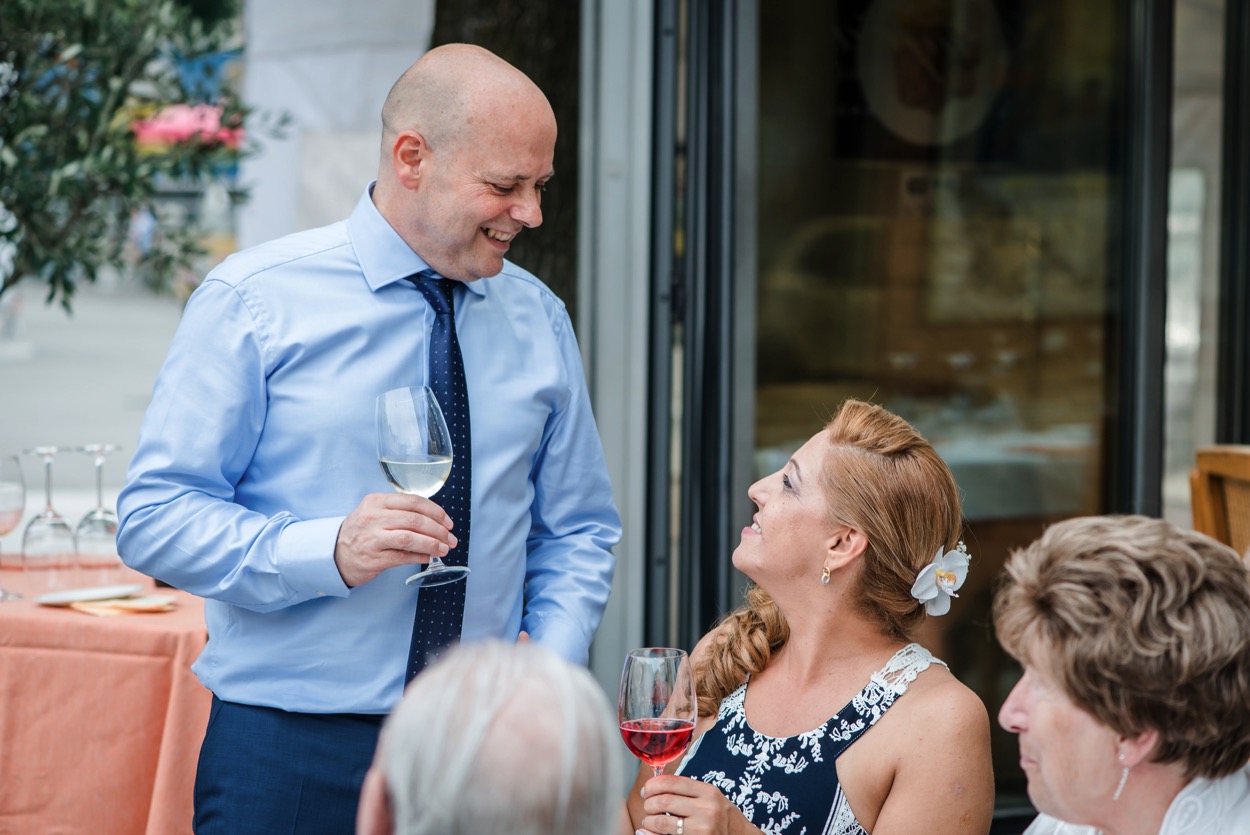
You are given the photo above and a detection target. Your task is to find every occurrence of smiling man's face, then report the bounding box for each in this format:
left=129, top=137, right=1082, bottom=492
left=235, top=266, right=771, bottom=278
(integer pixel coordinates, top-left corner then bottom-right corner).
left=399, top=98, right=555, bottom=282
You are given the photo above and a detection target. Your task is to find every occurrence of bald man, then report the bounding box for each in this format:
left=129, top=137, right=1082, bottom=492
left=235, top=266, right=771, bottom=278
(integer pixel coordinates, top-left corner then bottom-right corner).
left=117, top=44, right=620, bottom=834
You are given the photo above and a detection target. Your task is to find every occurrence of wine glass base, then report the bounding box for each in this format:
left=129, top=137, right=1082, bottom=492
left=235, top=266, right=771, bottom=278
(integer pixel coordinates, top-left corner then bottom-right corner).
left=405, top=565, right=471, bottom=588
left=0, top=588, right=22, bottom=601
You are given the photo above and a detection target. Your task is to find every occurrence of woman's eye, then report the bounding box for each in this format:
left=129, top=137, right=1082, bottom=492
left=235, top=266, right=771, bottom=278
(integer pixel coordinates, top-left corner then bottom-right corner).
left=491, top=183, right=513, bottom=194
left=782, top=474, right=793, bottom=490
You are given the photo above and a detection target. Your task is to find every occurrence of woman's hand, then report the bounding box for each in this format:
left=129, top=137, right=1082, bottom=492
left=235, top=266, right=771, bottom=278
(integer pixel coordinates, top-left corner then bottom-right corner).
left=634, top=774, right=757, bottom=835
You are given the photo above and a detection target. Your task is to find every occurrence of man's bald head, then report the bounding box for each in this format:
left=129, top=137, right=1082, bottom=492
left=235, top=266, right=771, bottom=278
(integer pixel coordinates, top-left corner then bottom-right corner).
left=379, top=44, right=552, bottom=167
left=371, top=44, right=558, bottom=279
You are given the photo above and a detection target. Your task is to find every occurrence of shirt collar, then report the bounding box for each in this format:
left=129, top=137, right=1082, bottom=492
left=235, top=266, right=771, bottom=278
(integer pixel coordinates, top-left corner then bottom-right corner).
left=347, top=182, right=487, bottom=298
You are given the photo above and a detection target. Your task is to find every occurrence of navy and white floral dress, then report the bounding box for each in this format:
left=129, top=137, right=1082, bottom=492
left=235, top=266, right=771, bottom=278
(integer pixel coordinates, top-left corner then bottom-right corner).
left=676, top=643, right=943, bottom=835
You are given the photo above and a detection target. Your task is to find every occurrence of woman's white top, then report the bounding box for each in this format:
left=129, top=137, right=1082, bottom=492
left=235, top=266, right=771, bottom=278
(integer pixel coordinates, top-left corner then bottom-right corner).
left=1023, top=763, right=1250, bottom=834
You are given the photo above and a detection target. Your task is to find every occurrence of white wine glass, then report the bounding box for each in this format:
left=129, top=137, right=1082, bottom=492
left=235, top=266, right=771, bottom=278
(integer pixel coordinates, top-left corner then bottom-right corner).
left=376, top=385, right=470, bottom=588
left=0, top=455, right=25, bottom=600
left=75, top=444, right=122, bottom=576
left=618, top=647, right=697, bottom=777
left=21, top=446, right=76, bottom=585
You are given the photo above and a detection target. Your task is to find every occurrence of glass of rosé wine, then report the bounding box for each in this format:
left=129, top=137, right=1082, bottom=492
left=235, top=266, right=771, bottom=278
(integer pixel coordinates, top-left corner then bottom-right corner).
left=618, top=647, right=697, bottom=777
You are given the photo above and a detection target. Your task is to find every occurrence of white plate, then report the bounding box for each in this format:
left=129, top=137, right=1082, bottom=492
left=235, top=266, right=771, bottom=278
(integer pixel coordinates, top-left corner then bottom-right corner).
left=36, top=584, right=146, bottom=606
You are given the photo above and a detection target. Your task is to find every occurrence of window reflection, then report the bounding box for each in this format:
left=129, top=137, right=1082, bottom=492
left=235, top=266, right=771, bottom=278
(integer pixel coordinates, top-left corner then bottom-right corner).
left=754, top=0, right=1127, bottom=804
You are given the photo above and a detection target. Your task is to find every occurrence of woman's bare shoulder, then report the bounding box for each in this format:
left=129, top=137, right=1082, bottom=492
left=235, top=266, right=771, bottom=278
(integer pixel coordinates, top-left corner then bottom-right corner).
left=839, top=653, right=995, bottom=832
left=857, top=656, right=991, bottom=764
left=900, top=659, right=991, bottom=731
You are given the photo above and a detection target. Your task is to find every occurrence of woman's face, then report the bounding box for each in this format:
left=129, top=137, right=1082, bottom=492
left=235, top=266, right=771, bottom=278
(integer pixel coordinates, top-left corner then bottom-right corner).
left=998, top=663, right=1123, bottom=825
left=732, top=431, right=835, bottom=586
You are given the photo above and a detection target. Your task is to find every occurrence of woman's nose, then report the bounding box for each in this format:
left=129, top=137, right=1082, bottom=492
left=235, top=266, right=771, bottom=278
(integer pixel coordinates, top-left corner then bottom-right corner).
left=746, top=476, right=768, bottom=506
left=998, top=678, right=1027, bottom=733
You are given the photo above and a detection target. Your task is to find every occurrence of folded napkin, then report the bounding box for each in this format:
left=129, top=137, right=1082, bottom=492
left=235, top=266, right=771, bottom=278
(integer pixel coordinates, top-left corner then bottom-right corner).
left=68, top=595, right=178, bottom=616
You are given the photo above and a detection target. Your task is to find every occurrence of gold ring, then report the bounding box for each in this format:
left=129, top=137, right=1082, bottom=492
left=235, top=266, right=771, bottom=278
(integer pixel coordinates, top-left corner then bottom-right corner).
left=676, top=817, right=684, bottom=835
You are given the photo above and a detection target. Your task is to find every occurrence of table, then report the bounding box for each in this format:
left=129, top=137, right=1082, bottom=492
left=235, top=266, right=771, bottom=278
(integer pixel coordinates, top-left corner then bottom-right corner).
left=0, top=566, right=210, bottom=835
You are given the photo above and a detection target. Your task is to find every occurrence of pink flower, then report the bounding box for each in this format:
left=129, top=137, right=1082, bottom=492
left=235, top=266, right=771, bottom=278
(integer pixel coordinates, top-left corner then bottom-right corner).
left=132, top=104, right=242, bottom=150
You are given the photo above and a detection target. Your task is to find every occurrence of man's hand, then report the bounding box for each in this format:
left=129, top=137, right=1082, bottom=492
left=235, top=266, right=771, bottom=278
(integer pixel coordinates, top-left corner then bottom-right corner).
left=334, top=492, right=456, bottom=588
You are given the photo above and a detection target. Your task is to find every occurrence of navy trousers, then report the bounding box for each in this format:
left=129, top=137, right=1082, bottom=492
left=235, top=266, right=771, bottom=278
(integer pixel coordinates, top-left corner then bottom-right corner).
left=193, top=697, right=385, bottom=835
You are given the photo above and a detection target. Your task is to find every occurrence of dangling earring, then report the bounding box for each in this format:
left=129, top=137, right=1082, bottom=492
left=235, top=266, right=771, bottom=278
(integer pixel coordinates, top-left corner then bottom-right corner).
left=1112, top=753, right=1130, bottom=801
left=820, top=566, right=831, bottom=586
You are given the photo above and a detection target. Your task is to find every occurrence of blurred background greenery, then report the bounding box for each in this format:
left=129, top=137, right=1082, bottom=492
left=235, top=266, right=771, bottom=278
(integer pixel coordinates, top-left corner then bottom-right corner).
left=0, top=0, right=284, bottom=310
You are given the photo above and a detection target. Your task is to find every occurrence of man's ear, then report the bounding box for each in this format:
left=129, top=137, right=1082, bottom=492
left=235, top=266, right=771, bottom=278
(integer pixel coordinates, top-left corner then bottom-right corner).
left=391, top=130, right=427, bottom=190
left=824, top=526, right=868, bottom=574
left=355, top=765, right=394, bottom=835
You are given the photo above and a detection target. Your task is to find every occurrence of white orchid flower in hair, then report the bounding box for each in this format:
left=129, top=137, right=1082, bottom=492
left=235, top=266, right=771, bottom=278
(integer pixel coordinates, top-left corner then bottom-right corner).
left=910, top=541, right=971, bottom=616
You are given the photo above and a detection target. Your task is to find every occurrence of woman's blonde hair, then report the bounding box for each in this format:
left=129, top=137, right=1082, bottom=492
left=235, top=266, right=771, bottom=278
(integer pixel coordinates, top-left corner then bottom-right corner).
left=993, top=514, right=1250, bottom=779
left=696, top=399, right=963, bottom=716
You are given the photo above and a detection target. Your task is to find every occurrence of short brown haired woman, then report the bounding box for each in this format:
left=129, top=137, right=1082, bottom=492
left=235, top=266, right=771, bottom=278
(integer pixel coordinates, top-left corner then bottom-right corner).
left=995, top=514, right=1250, bottom=834
left=623, top=400, right=995, bottom=835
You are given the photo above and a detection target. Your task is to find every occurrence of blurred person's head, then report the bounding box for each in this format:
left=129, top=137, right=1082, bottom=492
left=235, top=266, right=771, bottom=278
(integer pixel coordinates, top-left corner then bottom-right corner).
left=372, top=44, right=556, bottom=283
left=356, top=640, right=624, bottom=835
left=994, top=514, right=1250, bottom=830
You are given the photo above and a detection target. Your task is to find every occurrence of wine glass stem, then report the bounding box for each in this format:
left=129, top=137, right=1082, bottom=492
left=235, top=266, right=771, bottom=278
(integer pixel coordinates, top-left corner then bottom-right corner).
left=43, top=457, right=54, bottom=512
left=95, top=458, right=105, bottom=510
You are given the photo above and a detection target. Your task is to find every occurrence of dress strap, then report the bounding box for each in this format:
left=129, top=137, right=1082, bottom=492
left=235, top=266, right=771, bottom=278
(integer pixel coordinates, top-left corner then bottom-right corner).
left=823, top=643, right=941, bottom=760
left=874, top=643, right=945, bottom=693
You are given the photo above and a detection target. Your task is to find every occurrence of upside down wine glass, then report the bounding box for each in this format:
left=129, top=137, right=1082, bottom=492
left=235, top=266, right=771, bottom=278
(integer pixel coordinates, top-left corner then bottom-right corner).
left=74, top=444, right=122, bottom=571
left=21, top=446, right=76, bottom=581
left=618, top=647, right=698, bottom=777
left=376, top=385, right=470, bottom=588
left=0, top=455, right=25, bottom=600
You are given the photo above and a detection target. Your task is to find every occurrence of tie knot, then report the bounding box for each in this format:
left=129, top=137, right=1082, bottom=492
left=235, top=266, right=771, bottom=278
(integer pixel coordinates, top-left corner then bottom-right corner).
left=409, top=270, right=454, bottom=315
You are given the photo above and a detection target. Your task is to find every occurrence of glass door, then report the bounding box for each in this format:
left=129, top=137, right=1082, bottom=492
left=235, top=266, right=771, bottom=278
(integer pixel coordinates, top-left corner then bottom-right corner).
left=749, top=0, right=1157, bottom=813
left=653, top=0, right=1184, bottom=818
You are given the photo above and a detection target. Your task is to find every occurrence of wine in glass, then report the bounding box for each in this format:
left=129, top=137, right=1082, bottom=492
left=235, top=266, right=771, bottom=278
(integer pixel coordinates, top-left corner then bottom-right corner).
left=376, top=385, right=469, bottom=588
left=618, top=647, right=698, bottom=777
left=21, top=446, right=76, bottom=589
left=0, top=455, right=25, bottom=600
left=75, top=444, right=123, bottom=580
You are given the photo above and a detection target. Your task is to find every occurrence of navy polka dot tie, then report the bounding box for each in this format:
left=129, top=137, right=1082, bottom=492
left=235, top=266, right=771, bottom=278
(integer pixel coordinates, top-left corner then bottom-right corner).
left=405, top=270, right=471, bottom=681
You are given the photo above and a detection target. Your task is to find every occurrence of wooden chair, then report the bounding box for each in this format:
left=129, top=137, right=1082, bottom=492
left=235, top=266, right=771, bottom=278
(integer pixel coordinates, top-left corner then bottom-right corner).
left=1190, top=445, right=1250, bottom=558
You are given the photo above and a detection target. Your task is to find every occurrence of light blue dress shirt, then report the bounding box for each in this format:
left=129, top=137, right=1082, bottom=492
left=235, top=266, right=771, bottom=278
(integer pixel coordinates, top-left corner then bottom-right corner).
left=117, top=186, right=620, bottom=713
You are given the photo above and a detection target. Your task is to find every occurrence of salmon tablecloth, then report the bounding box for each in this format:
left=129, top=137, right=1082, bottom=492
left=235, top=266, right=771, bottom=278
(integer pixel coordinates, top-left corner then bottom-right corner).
left=0, top=566, right=209, bottom=835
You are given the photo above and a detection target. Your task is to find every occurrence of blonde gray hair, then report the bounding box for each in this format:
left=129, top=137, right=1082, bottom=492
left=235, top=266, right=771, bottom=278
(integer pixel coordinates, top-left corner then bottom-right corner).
left=380, top=640, right=624, bottom=834
left=994, top=514, right=1250, bottom=779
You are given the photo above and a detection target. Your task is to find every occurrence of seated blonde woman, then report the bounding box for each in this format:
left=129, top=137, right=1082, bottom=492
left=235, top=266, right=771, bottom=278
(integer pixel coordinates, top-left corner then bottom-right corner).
left=994, top=514, right=1250, bottom=834
left=624, top=399, right=995, bottom=835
